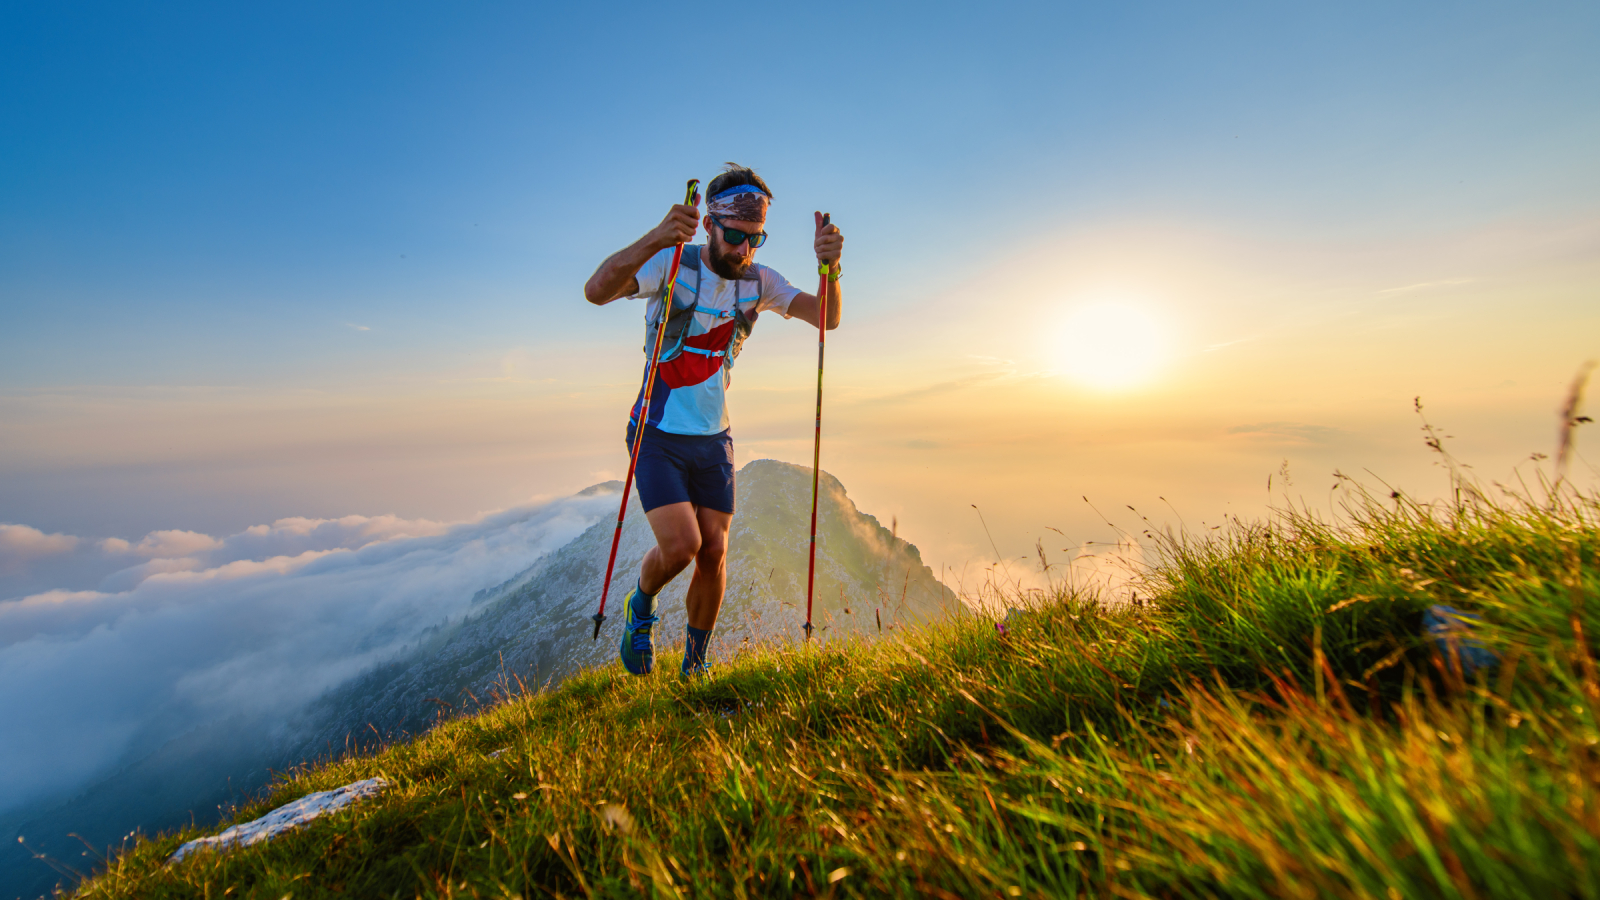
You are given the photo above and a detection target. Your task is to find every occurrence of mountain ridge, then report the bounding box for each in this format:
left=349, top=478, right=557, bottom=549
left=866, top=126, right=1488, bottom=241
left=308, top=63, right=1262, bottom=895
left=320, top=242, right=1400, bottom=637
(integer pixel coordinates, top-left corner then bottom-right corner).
left=282, top=458, right=954, bottom=762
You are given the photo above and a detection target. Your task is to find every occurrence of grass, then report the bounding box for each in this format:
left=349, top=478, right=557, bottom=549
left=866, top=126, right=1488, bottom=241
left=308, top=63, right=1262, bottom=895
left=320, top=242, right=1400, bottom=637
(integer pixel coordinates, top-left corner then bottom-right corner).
left=68, top=482, right=1600, bottom=898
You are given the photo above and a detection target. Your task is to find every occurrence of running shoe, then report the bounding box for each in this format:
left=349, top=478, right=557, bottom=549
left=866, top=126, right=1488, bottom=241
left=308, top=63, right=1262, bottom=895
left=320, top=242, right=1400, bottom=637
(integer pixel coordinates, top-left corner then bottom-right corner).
left=618, top=587, right=658, bottom=675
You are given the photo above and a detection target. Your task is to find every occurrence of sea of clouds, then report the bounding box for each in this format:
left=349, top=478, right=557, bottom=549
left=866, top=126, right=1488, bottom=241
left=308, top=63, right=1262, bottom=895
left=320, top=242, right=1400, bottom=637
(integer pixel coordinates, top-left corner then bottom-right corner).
left=0, top=493, right=615, bottom=817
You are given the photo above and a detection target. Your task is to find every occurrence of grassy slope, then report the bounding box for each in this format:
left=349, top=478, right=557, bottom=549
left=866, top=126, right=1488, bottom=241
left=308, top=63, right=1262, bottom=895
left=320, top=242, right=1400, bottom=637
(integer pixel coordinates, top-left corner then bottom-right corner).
left=72, top=491, right=1600, bottom=899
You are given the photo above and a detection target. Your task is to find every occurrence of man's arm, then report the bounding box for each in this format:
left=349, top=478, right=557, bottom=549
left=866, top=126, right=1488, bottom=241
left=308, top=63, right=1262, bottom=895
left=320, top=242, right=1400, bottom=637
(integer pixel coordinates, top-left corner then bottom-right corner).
left=784, top=212, right=844, bottom=330
left=583, top=202, right=700, bottom=305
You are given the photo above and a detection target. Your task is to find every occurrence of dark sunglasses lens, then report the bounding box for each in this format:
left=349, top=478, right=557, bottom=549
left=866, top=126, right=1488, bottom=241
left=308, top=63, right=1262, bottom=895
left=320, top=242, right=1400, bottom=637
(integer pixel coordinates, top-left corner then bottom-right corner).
left=717, top=218, right=765, bottom=248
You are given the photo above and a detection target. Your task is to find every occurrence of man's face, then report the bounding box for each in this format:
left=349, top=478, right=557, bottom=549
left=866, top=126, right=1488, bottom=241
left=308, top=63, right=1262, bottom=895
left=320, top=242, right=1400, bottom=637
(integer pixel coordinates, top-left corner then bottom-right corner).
left=704, top=215, right=764, bottom=280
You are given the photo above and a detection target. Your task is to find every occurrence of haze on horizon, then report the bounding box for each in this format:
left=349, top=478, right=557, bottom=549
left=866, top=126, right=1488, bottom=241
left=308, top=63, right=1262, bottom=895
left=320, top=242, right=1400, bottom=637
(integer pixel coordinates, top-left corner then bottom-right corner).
left=4, top=0, right=1598, bottom=582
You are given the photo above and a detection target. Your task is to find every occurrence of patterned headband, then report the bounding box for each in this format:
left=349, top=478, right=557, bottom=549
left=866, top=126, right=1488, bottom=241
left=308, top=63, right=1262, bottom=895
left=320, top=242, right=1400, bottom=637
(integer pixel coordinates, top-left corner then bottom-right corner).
left=707, top=184, right=770, bottom=222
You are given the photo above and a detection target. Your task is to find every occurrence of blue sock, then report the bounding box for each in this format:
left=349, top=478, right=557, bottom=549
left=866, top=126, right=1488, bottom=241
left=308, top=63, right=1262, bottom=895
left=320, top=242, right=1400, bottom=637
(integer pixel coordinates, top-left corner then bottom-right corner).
left=631, top=582, right=657, bottom=619
left=683, top=625, right=711, bottom=672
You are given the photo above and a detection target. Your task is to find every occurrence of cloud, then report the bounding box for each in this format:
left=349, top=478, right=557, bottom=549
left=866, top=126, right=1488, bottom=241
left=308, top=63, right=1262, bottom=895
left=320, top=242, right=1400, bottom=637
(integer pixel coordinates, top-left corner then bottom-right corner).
left=345, top=323, right=372, bottom=331
left=0, top=525, right=79, bottom=572
left=100, top=529, right=222, bottom=559
left=96, top=557, right=205, bottom=593
left=0, top=589, right=111, bottom=645
left=0, top=492, right=614, bottom=815
left=0, top=514, right=466, bottom=602
left=212, top=514, right=452, bottom=565
left=1226, top=422, right=1341, bottom=445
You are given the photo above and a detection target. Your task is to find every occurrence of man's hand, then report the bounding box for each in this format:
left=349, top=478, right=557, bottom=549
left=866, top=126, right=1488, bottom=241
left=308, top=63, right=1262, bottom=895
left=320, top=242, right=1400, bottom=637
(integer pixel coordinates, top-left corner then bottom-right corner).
left=814, top=211, right=842, bottom=264
left=648, top=202, right=701, bottom=251
left=785, top=212, right=844, bottom=330
left=585, top=201, right=699, bottom=305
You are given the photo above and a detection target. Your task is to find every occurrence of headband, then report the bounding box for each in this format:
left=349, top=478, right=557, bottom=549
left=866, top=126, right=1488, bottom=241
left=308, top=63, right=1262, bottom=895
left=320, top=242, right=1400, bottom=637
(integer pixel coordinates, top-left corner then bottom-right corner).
left=707, top=184, right=770, bottom=222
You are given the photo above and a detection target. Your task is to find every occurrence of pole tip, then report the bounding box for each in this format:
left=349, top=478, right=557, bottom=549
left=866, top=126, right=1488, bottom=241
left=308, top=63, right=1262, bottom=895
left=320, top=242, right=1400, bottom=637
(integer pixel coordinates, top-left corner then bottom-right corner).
left=803, top=621, right=814, bottom=642
left=591, top=613, right=606, bottom=641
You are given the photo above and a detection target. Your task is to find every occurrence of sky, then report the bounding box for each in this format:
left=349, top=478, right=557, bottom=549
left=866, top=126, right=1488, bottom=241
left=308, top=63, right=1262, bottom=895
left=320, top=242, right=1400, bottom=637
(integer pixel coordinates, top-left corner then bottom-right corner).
left=3, top=0, right=1598, bottom=579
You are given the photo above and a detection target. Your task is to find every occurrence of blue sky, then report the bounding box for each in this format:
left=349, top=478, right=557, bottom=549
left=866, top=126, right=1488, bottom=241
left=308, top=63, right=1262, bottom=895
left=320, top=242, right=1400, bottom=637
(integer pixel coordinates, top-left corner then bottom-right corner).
left=2, top=0, right=1598, bottom=558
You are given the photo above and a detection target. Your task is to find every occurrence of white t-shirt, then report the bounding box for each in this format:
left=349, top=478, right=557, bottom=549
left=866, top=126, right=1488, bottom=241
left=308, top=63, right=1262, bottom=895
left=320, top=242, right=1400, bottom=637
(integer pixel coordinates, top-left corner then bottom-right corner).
left=627, top=245, right=802, bottom=435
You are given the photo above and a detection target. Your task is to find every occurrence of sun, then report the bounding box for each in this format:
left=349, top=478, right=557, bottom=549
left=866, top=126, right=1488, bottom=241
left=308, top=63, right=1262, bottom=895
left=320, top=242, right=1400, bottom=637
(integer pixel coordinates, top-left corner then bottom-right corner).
left=1056, top=301, right=1167, bottom=389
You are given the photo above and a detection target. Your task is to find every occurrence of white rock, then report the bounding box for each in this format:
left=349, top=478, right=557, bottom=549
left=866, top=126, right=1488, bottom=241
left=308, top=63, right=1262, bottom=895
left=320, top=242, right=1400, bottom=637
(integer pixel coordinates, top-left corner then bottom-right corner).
left=168, top=777, right=387, bottom=863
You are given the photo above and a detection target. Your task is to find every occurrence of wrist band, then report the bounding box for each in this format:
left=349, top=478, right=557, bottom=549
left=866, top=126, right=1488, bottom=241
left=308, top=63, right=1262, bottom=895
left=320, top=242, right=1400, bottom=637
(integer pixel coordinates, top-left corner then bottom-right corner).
left=817, top=262, right=842, bottom=282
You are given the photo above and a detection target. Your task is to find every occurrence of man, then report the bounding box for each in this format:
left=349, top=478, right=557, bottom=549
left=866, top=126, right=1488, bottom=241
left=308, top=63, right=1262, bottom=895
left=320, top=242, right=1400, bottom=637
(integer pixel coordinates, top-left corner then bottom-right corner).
left=584, top=163, right=844, bottom=677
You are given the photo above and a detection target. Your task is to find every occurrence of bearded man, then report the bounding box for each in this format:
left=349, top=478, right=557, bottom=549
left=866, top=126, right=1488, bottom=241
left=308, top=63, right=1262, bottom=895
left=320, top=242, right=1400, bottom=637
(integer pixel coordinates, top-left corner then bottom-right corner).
left=583, top=163, right=844, bottom=677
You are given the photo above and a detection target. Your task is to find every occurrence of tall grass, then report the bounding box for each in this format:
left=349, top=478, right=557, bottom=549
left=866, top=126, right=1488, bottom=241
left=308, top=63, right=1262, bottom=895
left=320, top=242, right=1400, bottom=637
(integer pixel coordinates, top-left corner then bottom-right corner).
left=70, top=483, right=1600, bottom=898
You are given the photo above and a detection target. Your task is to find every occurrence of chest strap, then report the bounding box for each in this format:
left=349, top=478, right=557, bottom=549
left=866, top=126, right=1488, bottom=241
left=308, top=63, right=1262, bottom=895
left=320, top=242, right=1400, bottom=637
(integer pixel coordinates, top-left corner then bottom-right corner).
left=681, top=345, right=727, bottom=358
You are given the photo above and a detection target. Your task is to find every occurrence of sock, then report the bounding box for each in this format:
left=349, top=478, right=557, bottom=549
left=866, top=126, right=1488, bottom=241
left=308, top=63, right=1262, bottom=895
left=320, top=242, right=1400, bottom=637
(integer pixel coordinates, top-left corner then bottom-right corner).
left=631, top=582, right=657, bottom=619
left=683, top=625, right=711, bottom=672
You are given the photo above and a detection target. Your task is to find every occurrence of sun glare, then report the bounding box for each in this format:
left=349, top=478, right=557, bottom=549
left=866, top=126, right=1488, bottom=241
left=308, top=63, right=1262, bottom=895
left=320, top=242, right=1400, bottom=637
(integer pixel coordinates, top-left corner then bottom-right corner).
left=1056, top=301, right=1166, bottom=389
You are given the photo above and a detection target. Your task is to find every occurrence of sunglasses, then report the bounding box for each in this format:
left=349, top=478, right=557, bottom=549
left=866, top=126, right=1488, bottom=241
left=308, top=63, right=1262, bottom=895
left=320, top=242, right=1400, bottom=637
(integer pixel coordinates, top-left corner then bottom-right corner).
left=711, top=216, right=768, bottom=249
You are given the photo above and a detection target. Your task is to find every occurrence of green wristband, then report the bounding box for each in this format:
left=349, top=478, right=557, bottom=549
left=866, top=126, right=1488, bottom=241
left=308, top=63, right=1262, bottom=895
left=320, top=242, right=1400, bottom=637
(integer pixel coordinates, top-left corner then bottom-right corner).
left=817, top=262, right=842, bottom=281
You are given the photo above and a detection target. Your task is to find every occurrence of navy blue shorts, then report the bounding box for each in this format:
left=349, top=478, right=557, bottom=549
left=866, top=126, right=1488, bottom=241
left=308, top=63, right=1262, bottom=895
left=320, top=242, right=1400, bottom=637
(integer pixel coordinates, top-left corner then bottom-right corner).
left=627, top=423, right=736, bottom=514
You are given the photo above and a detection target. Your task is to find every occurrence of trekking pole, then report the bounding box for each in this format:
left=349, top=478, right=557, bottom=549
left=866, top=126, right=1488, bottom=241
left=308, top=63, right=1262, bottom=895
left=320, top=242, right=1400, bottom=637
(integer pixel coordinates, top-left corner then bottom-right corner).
left=592, top=179, right=701, bottom=640
left=803, top=213, right=832, bottom=641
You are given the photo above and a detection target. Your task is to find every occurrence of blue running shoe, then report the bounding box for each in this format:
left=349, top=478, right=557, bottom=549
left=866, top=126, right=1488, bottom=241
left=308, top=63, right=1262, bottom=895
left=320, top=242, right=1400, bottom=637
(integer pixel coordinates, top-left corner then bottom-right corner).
left=618, top=587, right=658, bottom=675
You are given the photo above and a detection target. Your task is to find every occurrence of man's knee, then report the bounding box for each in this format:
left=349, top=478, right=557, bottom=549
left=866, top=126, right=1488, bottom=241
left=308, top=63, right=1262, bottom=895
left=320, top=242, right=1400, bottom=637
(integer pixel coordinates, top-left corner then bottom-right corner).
left=660, top=530, right=701, bottom=571
left=695, top=534, right=727, bottom=572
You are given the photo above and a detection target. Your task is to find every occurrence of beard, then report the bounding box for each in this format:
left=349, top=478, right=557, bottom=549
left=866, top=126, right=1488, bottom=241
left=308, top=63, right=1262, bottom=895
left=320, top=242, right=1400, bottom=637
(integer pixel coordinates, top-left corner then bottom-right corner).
left=706, top=239, right=754, bottom=280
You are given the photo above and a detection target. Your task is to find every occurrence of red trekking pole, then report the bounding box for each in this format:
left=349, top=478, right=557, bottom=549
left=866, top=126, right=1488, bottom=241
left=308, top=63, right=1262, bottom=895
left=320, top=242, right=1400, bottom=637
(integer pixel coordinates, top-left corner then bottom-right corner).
left=803, top=213, right=832, bottom=641
left=592, top=179, right=701, bottom=641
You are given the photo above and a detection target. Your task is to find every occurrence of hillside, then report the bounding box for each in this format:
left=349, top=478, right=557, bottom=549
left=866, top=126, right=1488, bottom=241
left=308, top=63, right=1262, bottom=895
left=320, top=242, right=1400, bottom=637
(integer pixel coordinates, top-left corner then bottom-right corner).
left=70, top=487, right=1600, bottom=898
left=282, top=458, right=954, bottom=764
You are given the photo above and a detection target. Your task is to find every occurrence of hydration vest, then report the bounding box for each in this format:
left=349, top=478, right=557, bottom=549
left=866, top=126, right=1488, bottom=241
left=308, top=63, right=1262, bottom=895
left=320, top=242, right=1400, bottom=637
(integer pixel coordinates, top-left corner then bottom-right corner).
left=643, top=245, right=758, bottom=371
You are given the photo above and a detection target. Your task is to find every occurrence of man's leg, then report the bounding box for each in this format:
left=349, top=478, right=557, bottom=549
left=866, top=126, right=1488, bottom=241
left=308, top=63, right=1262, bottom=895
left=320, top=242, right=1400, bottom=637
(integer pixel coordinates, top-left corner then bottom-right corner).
left=678, top=429, right=735, bottom=676
left=684, top=505, right=732, bottom=631
left=681, top=505, right=731, bottom=675
left=618, top=502, right=699, bottom=675
left=640, top=502, right=701, bottom=593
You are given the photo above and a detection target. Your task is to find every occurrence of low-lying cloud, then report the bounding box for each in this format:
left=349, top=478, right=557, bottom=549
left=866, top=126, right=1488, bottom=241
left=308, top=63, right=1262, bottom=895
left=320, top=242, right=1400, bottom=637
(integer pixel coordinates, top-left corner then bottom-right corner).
left=0, top=494, right=612, bottom=816
left=0, top=525, right=80, bottom=573
left=0, top=513, right=470, bottom=602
